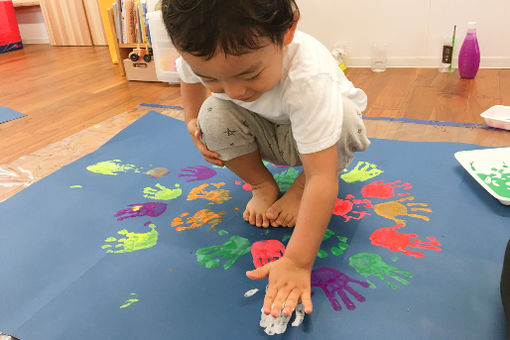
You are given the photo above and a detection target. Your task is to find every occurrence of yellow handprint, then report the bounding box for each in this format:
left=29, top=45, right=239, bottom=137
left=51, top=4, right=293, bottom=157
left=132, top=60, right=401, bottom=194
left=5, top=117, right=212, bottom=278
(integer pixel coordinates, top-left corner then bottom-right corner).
left=373, top=196, right=431, bottom=226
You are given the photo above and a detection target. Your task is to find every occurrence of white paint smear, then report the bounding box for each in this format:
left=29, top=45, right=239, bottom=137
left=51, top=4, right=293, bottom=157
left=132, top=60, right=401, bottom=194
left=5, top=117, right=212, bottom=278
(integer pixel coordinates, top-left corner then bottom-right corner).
left=244, top=288, right=259, bottom=298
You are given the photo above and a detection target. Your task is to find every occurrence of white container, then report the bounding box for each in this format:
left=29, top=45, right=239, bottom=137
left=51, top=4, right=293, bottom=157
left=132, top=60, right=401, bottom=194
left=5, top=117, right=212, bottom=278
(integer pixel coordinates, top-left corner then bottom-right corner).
left=146, top=10, right=180, bottom=84
left=480, top=105, right=510, bottom=130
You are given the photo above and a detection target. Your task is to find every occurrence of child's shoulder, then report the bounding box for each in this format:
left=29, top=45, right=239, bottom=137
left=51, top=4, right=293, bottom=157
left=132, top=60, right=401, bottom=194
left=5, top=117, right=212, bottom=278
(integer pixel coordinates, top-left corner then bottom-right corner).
left=283, top=31, right=341, bottom=84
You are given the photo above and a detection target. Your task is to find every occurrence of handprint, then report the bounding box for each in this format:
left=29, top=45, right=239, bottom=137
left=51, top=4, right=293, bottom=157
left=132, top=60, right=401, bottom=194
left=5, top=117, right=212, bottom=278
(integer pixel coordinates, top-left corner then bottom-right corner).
left=332, top=194, right=373, bottom=222
left=115, top=202, right=167, bottom=221
left=86, top=159, right=140, bottom=175
left=373, top=196, right=431, bottom=226
left=196, top=235, right=251, bottom=270
left=317, top=229, right=349, bottom=258
left=144, top=167, right=169, bottom=178
left=102, top=222, right=158, bottom=253
left=178, top=165, right=217, bottom=182
left=273, top=167, right=300, bottom=192
left=251, top=240, right=286, bottom=268
left=143, top=183, right=182, bottom=200
left=311, top=266, right=369, bottom=311
left=187, top=182, right=231, bottom=204
left=340, top=161, right=384, bottom=183
left=171, top=209, right=226, bottom=232
left=369, top=224, right=441, bottom=258
left=349, top=252, right=413, bottom=289
left=361, top=180, right=412, bottom=199
left=259, top=302, right=305, bottom=335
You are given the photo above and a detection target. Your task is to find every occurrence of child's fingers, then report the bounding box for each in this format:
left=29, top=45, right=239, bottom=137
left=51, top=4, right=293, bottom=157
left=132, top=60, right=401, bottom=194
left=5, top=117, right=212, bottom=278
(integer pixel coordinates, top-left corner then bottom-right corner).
left=262, top=285, right=278, bottom=315
left=271, top=287, right=292, bottom=317
left=283, top=289, right=301, bottom=316
left=300, top=291, right=313, bottom=314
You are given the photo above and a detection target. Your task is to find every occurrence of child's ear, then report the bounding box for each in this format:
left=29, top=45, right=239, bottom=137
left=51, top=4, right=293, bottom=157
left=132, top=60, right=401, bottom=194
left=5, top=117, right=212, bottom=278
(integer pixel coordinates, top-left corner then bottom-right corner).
left=283, top=11, right=299, bottom=45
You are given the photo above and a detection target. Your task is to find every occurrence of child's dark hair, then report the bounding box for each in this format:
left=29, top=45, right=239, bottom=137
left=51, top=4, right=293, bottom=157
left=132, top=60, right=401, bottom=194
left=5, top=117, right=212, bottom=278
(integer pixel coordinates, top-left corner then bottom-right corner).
left=162, top=0, right=299, bottom=59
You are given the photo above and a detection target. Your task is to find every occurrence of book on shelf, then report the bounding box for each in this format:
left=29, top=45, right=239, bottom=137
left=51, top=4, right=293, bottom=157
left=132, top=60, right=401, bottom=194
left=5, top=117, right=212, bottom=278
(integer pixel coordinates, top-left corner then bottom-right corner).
left=114, top=0, right=152, bottom=45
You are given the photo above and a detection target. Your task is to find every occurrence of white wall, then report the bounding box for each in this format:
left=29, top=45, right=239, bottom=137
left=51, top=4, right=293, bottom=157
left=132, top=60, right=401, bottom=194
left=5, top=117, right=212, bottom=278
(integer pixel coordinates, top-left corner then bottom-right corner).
left=15, top=6, right=49, bottom=44
left=297, top=0, right=510, bottom=68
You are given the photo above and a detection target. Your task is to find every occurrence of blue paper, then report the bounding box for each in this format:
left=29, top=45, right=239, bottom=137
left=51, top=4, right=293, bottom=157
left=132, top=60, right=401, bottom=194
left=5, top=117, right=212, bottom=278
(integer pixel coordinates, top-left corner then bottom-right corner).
left=0, top=106, right=25, bottom=124
left=0, top=111, right=508, bottom=339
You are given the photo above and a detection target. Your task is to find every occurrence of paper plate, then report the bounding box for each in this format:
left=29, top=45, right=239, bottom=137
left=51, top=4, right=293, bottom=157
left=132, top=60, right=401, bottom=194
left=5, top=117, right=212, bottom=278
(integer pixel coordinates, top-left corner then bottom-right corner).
left=455, top=147, right=510, bottom=205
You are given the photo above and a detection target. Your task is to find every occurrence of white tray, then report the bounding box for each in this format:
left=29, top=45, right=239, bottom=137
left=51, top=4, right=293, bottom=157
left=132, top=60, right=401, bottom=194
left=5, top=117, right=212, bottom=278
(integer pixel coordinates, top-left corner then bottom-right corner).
left=480, top=105, right=510, bottom=130
left=454, top=147, right=510, bottom=205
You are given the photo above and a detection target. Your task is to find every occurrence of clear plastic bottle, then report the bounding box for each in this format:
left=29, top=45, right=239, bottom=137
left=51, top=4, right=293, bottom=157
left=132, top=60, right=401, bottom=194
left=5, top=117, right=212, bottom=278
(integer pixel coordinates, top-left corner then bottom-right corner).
left=458, top=21, right=480, bottom=79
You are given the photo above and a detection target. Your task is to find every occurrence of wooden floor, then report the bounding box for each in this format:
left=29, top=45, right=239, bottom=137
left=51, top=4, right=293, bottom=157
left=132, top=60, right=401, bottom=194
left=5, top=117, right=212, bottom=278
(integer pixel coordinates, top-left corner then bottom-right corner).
left=1, top=44, right=510, bottom=166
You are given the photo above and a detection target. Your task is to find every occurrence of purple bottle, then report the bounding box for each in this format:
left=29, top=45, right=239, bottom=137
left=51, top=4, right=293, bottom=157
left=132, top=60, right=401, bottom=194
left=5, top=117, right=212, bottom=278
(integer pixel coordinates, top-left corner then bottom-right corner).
left=458, top=21, right=480, bottom=79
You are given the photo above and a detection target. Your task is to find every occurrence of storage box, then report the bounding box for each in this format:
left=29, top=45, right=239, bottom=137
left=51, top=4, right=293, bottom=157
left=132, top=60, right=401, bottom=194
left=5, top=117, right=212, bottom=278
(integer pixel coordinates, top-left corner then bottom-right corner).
left=480, top=105, right=510, bottom=130
left=123, top=59, right=159, bottom=82
left=147, top=10, right=180, bottom=84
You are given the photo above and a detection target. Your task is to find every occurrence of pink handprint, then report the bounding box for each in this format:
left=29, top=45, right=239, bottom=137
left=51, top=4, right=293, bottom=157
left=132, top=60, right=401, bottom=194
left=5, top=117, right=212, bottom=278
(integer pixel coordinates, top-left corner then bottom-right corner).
left=369, top=224, right=441, bottom=258
left=114, top=202, right=167, bottom=221
left=251, top=240, right=286, bottom=268
left=178, top=165, right=217, bottom=182
left=311, top=267, right=369, bottom=311
left=361, top=180, right=412, bottom=199
left=332, top=194, right=372, bottom=222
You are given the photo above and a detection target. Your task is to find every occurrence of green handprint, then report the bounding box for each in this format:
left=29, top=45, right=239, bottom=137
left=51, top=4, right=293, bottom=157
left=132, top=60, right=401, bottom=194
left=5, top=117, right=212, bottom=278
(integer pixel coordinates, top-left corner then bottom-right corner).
left=349, top=252, right=413, bottom=290
left=196, top=235, right=251, bottom=270
left=317, top=229, right=349, bottom=258
left=103, top=223, right=158, bottom=253
left=472, top=161, right=510, bottom=198
left=86, top=159, right=140, bottom=175
left=273, top=167, right=300, bottom=192
left=340, top=161, right=384, bottom=183
left=143, top=183, right=182, bottom=200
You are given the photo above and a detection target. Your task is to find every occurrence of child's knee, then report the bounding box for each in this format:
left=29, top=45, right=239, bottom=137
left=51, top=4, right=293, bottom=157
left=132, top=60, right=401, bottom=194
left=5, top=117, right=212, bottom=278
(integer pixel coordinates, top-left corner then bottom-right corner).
left=197, top=96, right=257, bottom=159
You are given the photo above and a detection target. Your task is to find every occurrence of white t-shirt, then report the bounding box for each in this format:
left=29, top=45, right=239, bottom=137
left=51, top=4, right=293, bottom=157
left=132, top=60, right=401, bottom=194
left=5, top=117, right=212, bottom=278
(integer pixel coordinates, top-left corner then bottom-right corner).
left=176, top=30, right=367, bottom=154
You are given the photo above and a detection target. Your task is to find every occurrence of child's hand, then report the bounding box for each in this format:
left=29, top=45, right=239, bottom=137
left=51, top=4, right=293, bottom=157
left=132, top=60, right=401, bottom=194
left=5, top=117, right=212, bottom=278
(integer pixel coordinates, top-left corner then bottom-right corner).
left=246, top=256, right=313, bottom=317
left=187, top=118, right=224, bottom=167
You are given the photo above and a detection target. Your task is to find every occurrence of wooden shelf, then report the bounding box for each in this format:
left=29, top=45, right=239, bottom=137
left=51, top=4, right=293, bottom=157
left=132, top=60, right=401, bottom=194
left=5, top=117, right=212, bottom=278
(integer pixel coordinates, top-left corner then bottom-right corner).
left=106, top=8, right=152, bottom=76
left=13, top=0, right=40, bottom=7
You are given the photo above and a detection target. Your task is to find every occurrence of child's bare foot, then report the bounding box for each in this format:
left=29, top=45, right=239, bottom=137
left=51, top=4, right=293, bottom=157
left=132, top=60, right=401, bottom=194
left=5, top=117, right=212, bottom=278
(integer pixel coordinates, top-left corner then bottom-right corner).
left=244, top=180, right=280, bottom=228
left=266, top=173, right=305, bottom=227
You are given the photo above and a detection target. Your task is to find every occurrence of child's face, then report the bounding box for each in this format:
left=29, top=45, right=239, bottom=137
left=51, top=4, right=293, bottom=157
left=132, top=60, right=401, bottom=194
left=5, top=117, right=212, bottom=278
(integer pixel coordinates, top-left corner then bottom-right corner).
left=180, top=39, right=285, bottom=102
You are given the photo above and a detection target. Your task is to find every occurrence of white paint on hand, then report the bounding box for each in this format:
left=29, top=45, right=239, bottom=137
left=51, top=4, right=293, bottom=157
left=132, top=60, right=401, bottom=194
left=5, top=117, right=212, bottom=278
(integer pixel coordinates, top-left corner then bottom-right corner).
left=244, top=288, right=259, bottom=298
left=259, top=302, right=305, bottom=335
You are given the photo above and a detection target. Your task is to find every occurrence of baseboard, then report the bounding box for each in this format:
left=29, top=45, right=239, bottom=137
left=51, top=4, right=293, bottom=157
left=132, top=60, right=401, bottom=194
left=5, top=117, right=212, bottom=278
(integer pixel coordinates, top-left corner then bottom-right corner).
left=22, top=38, right=50, bottom=44
left=345, top=56, right=510, bottom=69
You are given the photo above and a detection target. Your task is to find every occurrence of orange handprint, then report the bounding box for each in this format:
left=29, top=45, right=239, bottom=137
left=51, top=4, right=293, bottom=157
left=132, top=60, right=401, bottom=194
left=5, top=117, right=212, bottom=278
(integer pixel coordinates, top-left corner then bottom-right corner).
left=187, top=182, right=232, bottom=204
left=171, top=209, right=226, bottom=231
left=373, top=196, right=431, bottom=226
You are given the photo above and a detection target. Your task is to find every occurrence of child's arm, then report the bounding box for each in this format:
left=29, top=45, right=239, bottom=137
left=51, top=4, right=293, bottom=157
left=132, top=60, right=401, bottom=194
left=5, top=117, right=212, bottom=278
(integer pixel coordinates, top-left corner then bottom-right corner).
left=246, top=144, right=338, bottom=317
left=180, top=81, right=223, bottom=166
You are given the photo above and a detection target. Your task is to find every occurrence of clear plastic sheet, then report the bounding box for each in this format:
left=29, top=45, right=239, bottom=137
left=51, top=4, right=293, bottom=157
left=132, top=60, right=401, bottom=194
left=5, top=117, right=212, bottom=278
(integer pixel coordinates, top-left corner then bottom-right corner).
left=0, top=105, right=184, bottom=202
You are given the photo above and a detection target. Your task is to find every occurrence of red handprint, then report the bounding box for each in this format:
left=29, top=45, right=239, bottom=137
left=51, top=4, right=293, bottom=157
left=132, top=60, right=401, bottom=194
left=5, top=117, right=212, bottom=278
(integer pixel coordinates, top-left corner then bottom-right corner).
left=369, top=224, right=441, bottom=258
left=311, top=266, right=369, bottom=311
left=251, top=240, right=286, bottom=268
left=361, top=180, right=412, bottom=199
left=332, top=194, right=372, bottom=222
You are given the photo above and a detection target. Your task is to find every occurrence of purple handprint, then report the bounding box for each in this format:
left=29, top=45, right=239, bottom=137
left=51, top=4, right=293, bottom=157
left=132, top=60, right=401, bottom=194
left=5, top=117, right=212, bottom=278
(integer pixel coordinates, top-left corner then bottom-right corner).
left=178, top=165, right=217, bottom=182
left=311, top=266, right=369, bottom=311
left=115, top=202, right=167, bottom=221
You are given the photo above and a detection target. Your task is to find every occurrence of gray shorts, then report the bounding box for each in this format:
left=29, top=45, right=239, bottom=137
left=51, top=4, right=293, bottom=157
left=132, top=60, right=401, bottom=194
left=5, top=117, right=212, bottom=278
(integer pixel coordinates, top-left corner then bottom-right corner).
left=196, top=95, right=370, bottom=171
